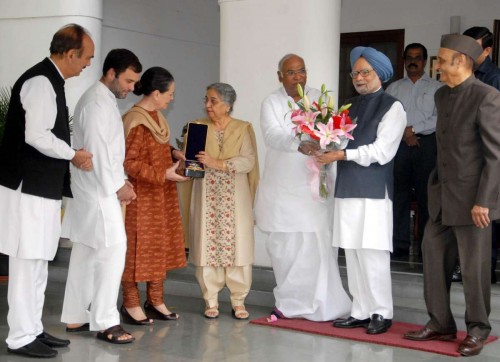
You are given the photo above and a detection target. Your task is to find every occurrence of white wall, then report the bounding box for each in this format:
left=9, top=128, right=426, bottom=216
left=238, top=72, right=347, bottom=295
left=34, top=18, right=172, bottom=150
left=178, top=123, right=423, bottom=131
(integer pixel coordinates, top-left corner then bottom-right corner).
left=219, top=0, right=342, bottom=267
left=101, top=0, right=220, bottom=142
left=340, top=0, right=500, bottom=73
left=0, top=0, right=103, bottom=114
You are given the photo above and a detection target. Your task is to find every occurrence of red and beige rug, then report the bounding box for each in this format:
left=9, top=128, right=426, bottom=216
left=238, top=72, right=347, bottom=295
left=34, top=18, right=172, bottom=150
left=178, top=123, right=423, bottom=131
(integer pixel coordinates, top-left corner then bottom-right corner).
left=250, top=317, right=498, bottom=357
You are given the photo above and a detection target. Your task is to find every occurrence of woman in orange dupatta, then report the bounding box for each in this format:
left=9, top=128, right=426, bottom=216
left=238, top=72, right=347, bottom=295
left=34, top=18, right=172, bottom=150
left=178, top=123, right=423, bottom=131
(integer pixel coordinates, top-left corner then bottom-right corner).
left=121, top=67, right=190, bottom=325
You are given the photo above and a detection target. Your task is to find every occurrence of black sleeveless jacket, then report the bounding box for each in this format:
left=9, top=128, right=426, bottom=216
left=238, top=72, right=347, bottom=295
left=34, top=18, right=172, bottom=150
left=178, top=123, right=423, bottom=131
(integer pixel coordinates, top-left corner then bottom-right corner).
left=0, top=58, right=72, bottom=200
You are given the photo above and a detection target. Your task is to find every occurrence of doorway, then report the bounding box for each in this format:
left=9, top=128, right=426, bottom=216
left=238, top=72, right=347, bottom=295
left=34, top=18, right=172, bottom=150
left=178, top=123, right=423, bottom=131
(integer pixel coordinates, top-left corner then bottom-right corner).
left=339, top=29, right=405, bottom=103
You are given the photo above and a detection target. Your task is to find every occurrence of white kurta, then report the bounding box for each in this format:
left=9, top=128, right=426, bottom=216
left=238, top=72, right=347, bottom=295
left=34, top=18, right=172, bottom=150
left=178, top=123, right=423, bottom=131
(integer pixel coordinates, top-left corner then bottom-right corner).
left=65, top=81, right=127, bottom=248
left=333, top=97, right=406, bottom=320
left=0, top=61, right=75, bottom=349
left=0, top=74, right=75, bottom=260
left=255, top=86, right=351, bottom=321
left=61, top=81, right=127, bottom=330
left=333, top=101, right=407, bottom=251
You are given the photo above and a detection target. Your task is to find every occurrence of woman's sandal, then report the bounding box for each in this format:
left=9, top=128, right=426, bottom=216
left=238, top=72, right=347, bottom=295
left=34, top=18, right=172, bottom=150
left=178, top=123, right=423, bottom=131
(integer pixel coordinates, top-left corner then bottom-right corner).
left=120, top=305, right=154, bottom=325
left=232, top=306, right=249, bottom=320
left=204, top=306, right=219, bottom=319
left=96, top=325, right=135, bottom=344
left=144, top=301, right=179, bottom=321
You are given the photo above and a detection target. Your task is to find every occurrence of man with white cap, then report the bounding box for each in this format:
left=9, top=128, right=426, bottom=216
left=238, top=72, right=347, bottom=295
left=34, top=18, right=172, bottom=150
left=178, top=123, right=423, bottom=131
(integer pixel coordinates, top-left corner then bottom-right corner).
left=315, top=46, right=406, bottom=334
left=404, top=34, right=500, bottom=357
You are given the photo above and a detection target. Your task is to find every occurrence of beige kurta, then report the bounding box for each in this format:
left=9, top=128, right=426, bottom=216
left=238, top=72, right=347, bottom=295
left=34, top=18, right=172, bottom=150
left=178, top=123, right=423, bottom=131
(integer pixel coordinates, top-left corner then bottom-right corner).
left=188, top=118, right=258, bottom=267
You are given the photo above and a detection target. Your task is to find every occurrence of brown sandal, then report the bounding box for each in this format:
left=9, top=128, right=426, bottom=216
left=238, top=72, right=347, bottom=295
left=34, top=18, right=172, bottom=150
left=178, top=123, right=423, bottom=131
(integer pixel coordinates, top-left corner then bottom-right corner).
left=96, top=325, right=134, bottom=344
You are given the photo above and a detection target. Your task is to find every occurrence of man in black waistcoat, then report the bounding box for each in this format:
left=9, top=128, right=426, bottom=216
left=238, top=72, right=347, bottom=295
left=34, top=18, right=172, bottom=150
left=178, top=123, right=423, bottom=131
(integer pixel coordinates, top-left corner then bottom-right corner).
left=404, top=34, right=500, bottom=357
left=315, top=47, right=406, bottom=335
left=0, top=24, right=94, bottom=358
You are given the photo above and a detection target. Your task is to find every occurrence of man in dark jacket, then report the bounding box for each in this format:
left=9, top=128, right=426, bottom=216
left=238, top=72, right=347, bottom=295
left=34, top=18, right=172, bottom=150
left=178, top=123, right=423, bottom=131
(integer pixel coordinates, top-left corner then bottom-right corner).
left=404, top=34, right=500, bottom=357
left=0, top=24, right=94, bottom=358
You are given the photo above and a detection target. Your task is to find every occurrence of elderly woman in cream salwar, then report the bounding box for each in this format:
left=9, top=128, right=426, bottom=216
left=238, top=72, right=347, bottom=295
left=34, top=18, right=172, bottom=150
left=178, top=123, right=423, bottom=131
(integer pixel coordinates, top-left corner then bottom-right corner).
left=188, top=83, right=259, bottom=320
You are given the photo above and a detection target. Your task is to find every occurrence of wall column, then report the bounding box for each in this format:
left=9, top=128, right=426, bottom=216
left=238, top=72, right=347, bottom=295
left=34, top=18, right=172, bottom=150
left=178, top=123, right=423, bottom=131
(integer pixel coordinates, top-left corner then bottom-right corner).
left=218, top=0, right=342, bottom=266
left=0, top=0, right=103, bottom=113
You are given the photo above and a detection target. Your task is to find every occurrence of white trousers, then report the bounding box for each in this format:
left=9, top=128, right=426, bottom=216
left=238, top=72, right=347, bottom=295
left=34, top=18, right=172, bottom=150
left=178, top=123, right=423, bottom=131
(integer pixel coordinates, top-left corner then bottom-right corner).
left=195, top=265, right=252, bottom=308
left=266, top=231, right=351, bottom=321
left=344, top=248, right=393, bottom=319
left=6, top=257, right=48, bottom=349
left=61, top=242, right=126, bottom=331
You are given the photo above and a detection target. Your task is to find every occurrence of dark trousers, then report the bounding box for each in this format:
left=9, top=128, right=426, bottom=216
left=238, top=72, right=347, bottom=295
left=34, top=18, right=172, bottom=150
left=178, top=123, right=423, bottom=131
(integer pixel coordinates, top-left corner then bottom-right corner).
left=422, top=216, right=491, bottom=339
left=392, top=134, right=437, bottom=251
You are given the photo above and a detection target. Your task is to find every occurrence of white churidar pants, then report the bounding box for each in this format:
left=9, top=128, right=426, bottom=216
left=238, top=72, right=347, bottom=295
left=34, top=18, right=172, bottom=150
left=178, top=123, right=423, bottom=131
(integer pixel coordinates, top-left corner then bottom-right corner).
left=344, top=248, right=393, bottom=319
left=266, top=231, right=351, bottom=321
left=6, top=258, right=48, bottom=349
left=195, top=265, right=252, bottom=308
left=61, top=242, right=126, bottom=331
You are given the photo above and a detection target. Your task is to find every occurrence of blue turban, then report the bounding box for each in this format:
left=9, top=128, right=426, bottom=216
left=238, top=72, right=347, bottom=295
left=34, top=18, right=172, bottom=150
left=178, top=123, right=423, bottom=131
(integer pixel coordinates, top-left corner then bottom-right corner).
left=350, top=46, right=393, bottom=83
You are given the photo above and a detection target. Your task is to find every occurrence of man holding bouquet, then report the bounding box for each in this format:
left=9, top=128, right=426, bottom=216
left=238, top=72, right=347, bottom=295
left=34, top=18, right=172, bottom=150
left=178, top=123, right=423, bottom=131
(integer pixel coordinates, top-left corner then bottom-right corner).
left=315, top=47, right=406, bottom=334
left=255, top=54, right=351, bottom=321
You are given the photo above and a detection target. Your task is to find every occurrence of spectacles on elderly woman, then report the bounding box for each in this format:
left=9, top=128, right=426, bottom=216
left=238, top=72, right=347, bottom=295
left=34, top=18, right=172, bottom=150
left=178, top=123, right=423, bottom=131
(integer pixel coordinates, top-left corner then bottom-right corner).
left=204, top=97, right=221, bottom=106
left=349, top=69, right=374, bottom=78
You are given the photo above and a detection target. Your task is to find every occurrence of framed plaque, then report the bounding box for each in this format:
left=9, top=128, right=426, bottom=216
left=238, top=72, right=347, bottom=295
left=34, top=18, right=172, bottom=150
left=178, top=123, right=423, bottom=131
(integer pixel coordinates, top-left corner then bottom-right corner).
left=180, top=122, right=208, bottom=178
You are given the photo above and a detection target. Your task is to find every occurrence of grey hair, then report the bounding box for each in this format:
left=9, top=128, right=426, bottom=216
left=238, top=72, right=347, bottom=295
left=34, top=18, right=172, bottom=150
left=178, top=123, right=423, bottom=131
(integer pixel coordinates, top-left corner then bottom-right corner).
left=278, top=53, right=304, bottom=72
left=206, top=82, right=237, bottom=114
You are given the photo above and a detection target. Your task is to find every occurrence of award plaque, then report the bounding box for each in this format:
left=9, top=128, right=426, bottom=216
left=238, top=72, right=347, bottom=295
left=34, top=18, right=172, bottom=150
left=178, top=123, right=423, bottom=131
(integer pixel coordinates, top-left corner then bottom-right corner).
left=181, top=122, right=208, bottom=178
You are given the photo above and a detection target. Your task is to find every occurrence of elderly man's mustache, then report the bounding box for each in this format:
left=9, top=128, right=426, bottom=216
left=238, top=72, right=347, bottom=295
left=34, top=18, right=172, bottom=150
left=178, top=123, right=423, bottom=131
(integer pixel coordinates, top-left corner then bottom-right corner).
left=408, top=63, right=418, bottom=68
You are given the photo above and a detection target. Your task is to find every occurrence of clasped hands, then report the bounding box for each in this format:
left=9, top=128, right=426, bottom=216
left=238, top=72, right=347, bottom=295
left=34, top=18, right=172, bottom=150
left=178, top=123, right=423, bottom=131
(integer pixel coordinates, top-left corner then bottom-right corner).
left=298, top=143, right=344, bottom=166
left=117, top=180, right=136, bottom=205
left=71, top=148, right=93, bottom=171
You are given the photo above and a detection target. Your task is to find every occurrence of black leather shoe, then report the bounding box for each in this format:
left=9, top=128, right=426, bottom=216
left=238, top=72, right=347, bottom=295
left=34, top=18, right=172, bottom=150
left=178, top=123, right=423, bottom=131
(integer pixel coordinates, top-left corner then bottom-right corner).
left=36, top=331, right=70, bottom=348
left=366, top=314, right=392, bottom=334
left=8, top=339, right=58, bottom=358
left=120, top=305, right=153, bottom=325
left=332, top=316, right=370, bottom=328
left=144, top=301, right=179, bottom=320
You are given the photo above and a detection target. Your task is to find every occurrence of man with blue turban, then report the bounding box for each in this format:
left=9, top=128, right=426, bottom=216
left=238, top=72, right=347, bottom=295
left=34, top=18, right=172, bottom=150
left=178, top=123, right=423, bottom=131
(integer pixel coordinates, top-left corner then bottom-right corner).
left=315, top=46, right=406, bottom=334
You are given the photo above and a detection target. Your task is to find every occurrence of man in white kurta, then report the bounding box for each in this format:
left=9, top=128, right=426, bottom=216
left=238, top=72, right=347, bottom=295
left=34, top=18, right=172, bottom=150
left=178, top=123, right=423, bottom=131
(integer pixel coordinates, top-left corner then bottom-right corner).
left=61, top=49, right=141, bottom=343
left=255, top=54, right=351, bottom=321
left=316, top=47, right=406, bottom=334
left=0, top=25, right=94, bottom=358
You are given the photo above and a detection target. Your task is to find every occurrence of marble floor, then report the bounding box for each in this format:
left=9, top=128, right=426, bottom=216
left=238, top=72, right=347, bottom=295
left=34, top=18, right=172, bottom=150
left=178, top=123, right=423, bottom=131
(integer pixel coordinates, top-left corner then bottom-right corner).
left=1, top=273, right=500, bottom=361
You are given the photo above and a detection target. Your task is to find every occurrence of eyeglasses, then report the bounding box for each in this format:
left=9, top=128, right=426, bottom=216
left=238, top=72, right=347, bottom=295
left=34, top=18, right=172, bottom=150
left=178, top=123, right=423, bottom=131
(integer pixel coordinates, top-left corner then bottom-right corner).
left=349, top=69, right=374, bottom=78
left=204, top=97, right=221, bottom=106
left=281, top=68, right=307, bottom=77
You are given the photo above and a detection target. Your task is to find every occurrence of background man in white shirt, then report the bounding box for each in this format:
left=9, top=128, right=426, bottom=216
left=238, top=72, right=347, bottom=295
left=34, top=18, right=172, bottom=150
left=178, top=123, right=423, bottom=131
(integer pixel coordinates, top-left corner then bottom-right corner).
left=61, top=49, right=141, bottom=344
left=386, top=43, right=442, bottom=260
left=0, top=24, right=94, bottom=358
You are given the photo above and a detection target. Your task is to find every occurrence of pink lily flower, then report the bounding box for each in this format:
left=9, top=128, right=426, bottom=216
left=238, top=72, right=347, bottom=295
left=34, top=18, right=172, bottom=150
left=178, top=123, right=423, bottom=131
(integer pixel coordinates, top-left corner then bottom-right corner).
left=291, top=110, right=320, bottom=128
left=338, top=120, right=357, bottom=140
left=313, top=118, right=343, bottom=149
